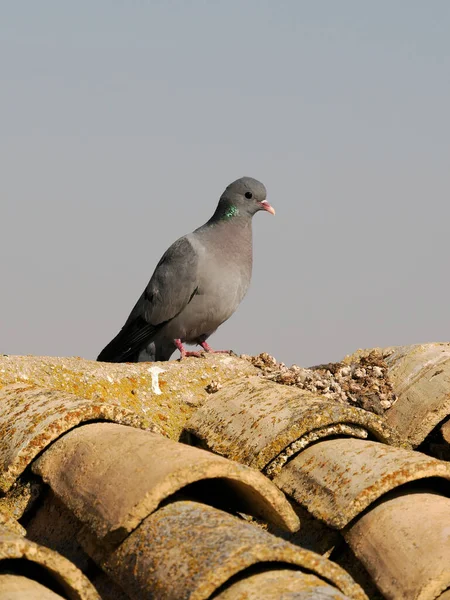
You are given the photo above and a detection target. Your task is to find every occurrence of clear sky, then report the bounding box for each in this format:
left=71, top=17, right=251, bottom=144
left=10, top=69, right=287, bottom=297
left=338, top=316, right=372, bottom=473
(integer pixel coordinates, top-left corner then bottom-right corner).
left=2, top=1, right=450, bottom=366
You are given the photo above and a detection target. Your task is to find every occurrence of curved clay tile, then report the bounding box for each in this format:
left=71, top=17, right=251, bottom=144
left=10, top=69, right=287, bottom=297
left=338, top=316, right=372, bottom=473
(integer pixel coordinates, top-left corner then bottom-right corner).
left=0, top=383, right=149, bottom=493
left=0, top=574, right=66, bottom=599
left=0, top=526, right=99, bottom=600
left=0, top=354, right=258, bottom=440
left=442, top=418, right=450, bottom=444
left=274, top=438, right=450, bottom=528
left=345, top=491, right=450, bottom=600
left=214, top=570, right=351, bottom=599
left=32, top=422, right=300, bottom=545
left=186, top=376, right=403, bottom=472
left=384, top=343, right=450, bottom=446
left=25, top=489, right=91, bottom=574
left=267, top=499, right=341, bottom=558
left=0, top=506, right=25, bottom=536
left=102, top=500, right=367, bottom=600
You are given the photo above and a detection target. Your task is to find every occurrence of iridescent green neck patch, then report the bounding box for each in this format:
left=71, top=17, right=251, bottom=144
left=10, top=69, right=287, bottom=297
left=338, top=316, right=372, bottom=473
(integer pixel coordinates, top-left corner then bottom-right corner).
left=223, top=205, right=239, bottom=219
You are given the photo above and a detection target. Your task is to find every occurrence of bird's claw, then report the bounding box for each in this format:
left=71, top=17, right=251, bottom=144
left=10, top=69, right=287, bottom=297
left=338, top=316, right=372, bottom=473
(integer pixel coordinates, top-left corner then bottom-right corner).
left=175, top=339, right=235, bottom=360
left=182, top=350, right=206, bottom=359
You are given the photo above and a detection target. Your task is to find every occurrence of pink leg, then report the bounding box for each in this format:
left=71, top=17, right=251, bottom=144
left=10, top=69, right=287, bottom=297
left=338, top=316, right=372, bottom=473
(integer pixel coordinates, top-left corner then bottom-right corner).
left=174, top=339, right=232, bottom=359
left=200, top=341, right=232, bottom=355
left=174, top=339, right=203, bottom=359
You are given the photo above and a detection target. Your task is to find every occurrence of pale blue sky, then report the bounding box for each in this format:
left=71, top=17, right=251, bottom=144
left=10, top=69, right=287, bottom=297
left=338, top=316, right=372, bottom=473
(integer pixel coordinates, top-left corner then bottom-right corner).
left=2, top=1, right=450, bottom=366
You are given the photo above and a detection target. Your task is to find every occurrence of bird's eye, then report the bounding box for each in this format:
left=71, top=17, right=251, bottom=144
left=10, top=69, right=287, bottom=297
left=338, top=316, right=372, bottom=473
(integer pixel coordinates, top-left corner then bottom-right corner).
left=245, top=192, right=253, bottom=199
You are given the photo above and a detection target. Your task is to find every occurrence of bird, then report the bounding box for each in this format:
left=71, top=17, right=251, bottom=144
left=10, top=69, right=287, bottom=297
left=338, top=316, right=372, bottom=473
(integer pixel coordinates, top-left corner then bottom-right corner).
left=97, top=176, right=275, bottom=363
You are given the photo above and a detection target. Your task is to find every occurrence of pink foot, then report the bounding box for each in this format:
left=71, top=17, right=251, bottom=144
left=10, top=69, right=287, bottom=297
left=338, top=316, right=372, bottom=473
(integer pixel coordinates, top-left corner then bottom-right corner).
left=200, top=341, right=232, bottom=355
left=174, top=339, right=204, bottom=359
left=174, top=339, right=232, bottom=360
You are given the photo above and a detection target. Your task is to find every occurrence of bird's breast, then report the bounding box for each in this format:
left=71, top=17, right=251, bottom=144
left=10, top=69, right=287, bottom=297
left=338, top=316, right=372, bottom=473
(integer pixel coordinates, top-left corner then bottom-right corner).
left=170, top=226, right=253, bottom=342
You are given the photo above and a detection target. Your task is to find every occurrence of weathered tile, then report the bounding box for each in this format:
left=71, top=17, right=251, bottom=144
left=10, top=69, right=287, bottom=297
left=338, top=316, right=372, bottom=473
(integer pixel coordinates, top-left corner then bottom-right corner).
left=0, top=506, right=25, bottom=536
left=103, top=501, right=367, bottom=600
left=25, top=489, right=91, bottom=573
left=268, top=500, right=340, bottom=557
left=214, top=569, right=351, bottom=599
left=384, top=343, right=450, bottom=446
left=0, top=525, right=99, bottom=599
left=345, top=491, right=450, bottom=600
left=442, top=418, right=450, bottom=444
left=0, top=574, right=66, bottom=599
left=0, top=383, right=148, bottom=493
left=0, top=354, right=257, bottom=440
left=274, top=438, right=450, bottom=528
left=186, top=376, right=403, bottom=473
left=33, top=422, right=299, bottom=545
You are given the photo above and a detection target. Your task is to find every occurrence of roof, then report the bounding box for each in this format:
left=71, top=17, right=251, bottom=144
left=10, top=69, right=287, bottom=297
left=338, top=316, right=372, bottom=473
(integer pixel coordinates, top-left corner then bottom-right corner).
left=0, top=343, right=449, bottom=599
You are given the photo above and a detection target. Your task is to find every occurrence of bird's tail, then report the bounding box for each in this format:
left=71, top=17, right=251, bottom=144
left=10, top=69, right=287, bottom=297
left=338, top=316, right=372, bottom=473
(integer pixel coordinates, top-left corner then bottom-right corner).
left=97, top=329, right=139, bottom=362
left=97, top=316, right=161, bottom=363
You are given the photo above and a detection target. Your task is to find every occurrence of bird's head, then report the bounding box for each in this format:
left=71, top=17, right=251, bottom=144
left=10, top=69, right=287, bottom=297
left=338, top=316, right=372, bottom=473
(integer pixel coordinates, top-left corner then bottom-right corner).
left=218, top=177, right=275, bottom=220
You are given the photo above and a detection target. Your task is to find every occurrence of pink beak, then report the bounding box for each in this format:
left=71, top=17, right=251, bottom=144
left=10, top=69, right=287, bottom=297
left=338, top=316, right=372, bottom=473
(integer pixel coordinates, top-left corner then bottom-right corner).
left=259, top=200, right=276, bottom=215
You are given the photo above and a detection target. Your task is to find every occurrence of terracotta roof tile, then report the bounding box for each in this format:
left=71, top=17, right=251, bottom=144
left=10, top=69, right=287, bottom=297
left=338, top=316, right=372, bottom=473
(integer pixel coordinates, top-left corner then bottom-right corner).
left=0, top=574, right=67, bottom=599
left=186, top=376, right=403, bottom=474
left=0, top=506, right=26, bottom=537
left=0, top=354, right=257, bottom=439
left=273, top=437, right=450, bottom=528
left=0, top=346, right=448, bottom=599
left=0, top=525, right=99, bottom=599
left=213, top=569, right=350, bottom=599
left=32, top=422, right=299, bottom=544
left=0, top=383, right=148, bottom=493
left=102, top=500, right=364, bottom=600
left=345, top=490, right=450, bottom=599
left=382, top=343, right=450, bottom=447
left=25, top=489, right=92, bottom=573
left=442, top=419, right=450, bottom=444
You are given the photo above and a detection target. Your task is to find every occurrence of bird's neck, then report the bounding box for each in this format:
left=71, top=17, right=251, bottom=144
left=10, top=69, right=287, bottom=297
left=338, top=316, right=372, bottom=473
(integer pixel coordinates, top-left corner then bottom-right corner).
left=195, top=207, right=253, bottom=271
left=198, top=206, right=253, bottom=249
left=207, top=200, right=250, bottom=227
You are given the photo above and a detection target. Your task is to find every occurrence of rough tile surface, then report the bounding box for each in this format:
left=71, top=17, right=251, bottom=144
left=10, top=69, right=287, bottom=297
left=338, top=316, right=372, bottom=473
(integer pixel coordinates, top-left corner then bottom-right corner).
left=103, top=501, right=366, bottom=600
left=0, top=347, right=448, bottom=599
left=0, top=383, right=148, bottom=492
left=274, top=437, right=450, bottom=528
left=186, top=376, right=403, bottom=472
left=33, top=422, right=299, bottom=544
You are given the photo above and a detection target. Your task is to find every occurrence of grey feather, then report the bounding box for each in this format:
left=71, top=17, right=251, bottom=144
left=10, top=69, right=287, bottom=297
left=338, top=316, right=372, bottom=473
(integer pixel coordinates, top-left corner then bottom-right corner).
left=97, top=176, right=274, bottom=362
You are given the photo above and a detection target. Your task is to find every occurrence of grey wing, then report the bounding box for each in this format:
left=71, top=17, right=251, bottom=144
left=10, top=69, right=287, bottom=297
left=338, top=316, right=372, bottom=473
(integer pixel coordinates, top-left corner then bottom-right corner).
left=140, top=235, right=200, bottom=326
left=97, top=236, right=199, bottom=362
